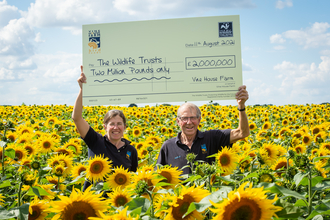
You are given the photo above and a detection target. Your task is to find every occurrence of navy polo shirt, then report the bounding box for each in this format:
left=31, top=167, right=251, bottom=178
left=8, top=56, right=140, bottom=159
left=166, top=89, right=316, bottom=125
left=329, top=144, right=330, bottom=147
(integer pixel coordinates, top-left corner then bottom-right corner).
left=156, top=129, right=232, bottom=174
left=83, top=126, right=138, bottom=172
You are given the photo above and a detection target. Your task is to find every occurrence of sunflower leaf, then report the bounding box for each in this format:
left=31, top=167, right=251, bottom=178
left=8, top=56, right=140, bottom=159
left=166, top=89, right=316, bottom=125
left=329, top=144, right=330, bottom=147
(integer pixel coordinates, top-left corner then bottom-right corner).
left=26, top=186, right=51, bottom=197
left=126, top=197, right=150, bottom=214
left=259, top=183, right=306, bottom=200
left=183, top=202, right=196, bottom=218
left=0, top=180, right=11, bottom=189
left=4, top=148, right=15, bottom=159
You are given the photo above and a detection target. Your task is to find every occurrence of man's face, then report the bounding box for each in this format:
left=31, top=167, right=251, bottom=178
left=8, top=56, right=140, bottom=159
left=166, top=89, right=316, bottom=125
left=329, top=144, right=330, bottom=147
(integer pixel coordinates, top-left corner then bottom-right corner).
left=177, top=106, right=201, bottom=137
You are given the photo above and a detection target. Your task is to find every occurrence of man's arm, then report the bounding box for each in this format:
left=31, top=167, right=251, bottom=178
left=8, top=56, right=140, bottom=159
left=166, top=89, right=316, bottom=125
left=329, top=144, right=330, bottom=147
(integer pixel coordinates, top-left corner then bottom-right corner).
left=230, top=85, right=250, bottom=143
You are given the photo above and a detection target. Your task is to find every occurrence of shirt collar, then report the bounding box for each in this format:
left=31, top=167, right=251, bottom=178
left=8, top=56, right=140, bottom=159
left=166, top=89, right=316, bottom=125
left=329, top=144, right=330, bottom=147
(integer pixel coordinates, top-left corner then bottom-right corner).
left=175, top=130, right=204, bottom=144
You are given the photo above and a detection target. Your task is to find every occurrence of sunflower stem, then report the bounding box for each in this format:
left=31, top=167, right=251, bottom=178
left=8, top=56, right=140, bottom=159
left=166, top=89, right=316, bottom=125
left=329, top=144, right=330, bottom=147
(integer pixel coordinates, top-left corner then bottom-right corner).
left=1, top=128, right=7, bottom=178
left=146, top=190, right=154, bottom=218
left=17, top=181, right=23, bottom=208
left=308, top=169, right=312, bottom=215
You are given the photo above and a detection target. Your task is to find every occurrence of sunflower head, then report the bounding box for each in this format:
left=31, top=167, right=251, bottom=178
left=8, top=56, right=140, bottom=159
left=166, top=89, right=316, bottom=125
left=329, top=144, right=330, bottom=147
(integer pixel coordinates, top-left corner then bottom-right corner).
left=107, top=187, right=132, bottom=208
left=210, top=181, right=282, bottom=220
left=257, top=170, right=276, bottom=184
left=87, top=155, right=112, bottom=182
left=106, top=166, right=131, bottom=190
left=293, top=154, right=309, bottom=169
left=31, top=160, right=41, bottom=170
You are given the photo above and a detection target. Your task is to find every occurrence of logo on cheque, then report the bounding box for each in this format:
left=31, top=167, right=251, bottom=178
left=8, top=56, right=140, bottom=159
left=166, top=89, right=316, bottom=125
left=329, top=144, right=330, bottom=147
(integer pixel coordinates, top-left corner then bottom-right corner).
left=88, top=30, right=101, bottom=54
left=218, top=22, right=233, bottom=38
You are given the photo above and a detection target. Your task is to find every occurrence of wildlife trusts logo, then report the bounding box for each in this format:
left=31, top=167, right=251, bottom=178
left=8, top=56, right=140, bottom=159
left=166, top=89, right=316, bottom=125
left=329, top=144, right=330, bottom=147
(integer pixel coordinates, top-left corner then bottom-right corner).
left=88, top=30, right=101, bottom=54
left=218, top=22, right=233, bottom=37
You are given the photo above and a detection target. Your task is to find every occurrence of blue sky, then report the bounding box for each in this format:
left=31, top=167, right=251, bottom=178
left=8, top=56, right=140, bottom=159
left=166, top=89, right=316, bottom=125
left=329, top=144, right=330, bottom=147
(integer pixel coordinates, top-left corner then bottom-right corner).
left=1, top=0, right=329, bottom=106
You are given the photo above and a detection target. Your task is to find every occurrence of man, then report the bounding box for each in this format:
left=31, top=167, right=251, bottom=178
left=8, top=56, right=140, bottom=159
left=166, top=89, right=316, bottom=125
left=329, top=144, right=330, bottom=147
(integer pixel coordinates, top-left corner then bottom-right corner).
left=156, top=85, right=250, bottom=174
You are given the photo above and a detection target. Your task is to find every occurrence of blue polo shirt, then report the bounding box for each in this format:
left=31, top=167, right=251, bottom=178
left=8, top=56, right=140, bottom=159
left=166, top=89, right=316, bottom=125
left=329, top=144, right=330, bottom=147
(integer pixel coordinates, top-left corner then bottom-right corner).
left=156, top=129, right=232, bottom=174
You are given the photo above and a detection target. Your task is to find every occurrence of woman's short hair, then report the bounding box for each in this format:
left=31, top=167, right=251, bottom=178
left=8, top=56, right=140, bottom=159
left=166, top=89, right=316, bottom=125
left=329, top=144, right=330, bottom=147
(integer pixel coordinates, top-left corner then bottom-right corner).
left=103, top=110, right=127, bottom=127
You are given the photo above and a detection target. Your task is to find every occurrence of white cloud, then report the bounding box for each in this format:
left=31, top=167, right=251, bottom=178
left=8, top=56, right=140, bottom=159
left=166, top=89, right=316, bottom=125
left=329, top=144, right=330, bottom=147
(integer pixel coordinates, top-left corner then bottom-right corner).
left=23, top=0, right=256, bottom=32
left=0, top=18, right=36, bottom=57
left=270, top=34, right=286, bottom=44
left=275, top=0, right=293, bottom=9
left=282, top=22, right=330, bottom=49
left=0, top=52, right=81, bottom=105
left=0, top=0, right=20, bottom=27
left=273, top=56, right=330, bottom=104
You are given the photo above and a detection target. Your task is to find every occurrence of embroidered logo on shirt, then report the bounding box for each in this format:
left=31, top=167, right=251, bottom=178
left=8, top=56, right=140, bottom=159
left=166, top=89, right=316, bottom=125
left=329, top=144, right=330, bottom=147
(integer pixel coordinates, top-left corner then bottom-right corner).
left=201, top=144, right=207, bottom=154
left=126, top=151, right=131, bottom=160
left=175, top=156, right=181, bottom=159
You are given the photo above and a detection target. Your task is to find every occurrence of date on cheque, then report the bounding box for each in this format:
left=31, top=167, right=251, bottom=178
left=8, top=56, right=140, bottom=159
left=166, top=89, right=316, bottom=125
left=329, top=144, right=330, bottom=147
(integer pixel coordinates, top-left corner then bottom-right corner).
left=185, top=55, right=236, bottom=70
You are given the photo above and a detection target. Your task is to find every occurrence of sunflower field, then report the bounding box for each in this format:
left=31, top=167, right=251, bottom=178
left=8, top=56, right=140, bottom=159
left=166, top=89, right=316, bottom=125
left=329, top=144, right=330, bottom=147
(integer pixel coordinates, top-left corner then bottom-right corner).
left=0, top=103, right=330, bottom=220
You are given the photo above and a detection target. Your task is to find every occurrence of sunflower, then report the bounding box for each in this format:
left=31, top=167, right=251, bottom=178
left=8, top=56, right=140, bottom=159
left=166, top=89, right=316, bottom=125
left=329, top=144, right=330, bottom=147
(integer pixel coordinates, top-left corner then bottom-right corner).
left=210, top=182, right=282, bottom=220
left=71, top=163, right=87, bottom=181
left=107, top=187, right=132, bottom=207
left=271, top=157, right=291, bottom=177
left=130, top=170, right=161, bottom=197
left=17, top=124, right=34, bottom=135
left=28, top=196, right=50, bottom=220
left=314, top=161, right=329, bottom=178
left=0, top=193, right=4, bottom=206
left=6, top=131, right=17, bottom=142
left=90, top=206, right=138, bottom=220
left=248, top=122, right=257, bottom=131
left=165, top=185, right=210, bottom=220
left=293, top=144, right=306, bottom=154
left=54, top=147, right=74, bottom=157
left=262, top=121, right=271, bottom=130
left=301, top=133, right=313, bottom=146
left=46, top=175, right=66, bottom=192
left=257, top=170, right=275, bottom=183
left=38, top=136, right=56, bottom=153
left=156, top=165, right=182, bottom=189
left=320, top=142, right=330, bottom=151
left=23, top=143, right=38, bottom=156
left=106, top=166, right=131, bottom=190
left=63, top=140, right=82, bottom=155
left=132, top=127, right=142, bottom=137
left=48, top=153, right=73, bottom=177
left=8, top=144, right=29, bottom=162
left=47, top=186, right=109, bottom=220
left=154, top=193, right=178, bottom=219
left=259, top=143, right=279, bottom=167
left=86, top=154, right=112, bottom=182
left=16, top=133, right=33, bottom=144
left=215, top=147, right=239, bottom=176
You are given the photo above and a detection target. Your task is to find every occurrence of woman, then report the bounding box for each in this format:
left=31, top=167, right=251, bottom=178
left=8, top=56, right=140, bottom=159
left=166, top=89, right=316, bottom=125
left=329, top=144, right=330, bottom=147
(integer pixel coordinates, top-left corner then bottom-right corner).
left=72, top=66, right=138, bottom=191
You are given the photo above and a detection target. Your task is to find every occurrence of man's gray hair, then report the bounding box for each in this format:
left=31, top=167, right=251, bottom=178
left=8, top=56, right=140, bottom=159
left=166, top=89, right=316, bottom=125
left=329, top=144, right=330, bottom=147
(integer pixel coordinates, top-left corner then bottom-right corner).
left=177, top=103, right=201, bottom=118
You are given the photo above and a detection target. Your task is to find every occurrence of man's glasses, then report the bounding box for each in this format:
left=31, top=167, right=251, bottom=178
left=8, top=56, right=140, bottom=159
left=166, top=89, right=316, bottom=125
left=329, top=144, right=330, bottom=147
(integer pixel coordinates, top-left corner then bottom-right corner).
left=178, top=116, right=199, bottom=122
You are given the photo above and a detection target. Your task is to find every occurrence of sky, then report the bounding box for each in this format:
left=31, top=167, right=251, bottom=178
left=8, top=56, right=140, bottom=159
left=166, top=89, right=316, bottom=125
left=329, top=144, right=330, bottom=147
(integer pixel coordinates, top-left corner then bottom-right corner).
left=0, top=0, right=329, bottom=107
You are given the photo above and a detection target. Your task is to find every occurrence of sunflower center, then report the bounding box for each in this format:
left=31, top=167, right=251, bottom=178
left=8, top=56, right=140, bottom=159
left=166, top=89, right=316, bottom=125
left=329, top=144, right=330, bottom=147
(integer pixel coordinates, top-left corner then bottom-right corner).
left=172, top=195, right=194, bottom=219
left=220, top=154, right=230, bottom=166
left=15, top=151, right=23, bottom=160
left=90, top=161, right=104, bottom=174
left=78, top=167, right=87, bottom=175
left=115, top=173, right=127, bottom=185
left=303, top=136, right=310, bottom=144
left=160, top=171, right=172, bottom=183
left=29, top=207, right=41, bottom=220
left=115, top=195, right=128, bottom=207
left=63, top=201, right=97, bottom=220
left=25, top=146, right=33, bottom=153
left=43, top=141, right=51, bottom=149
left=224, top=198, right=261, bottom=220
